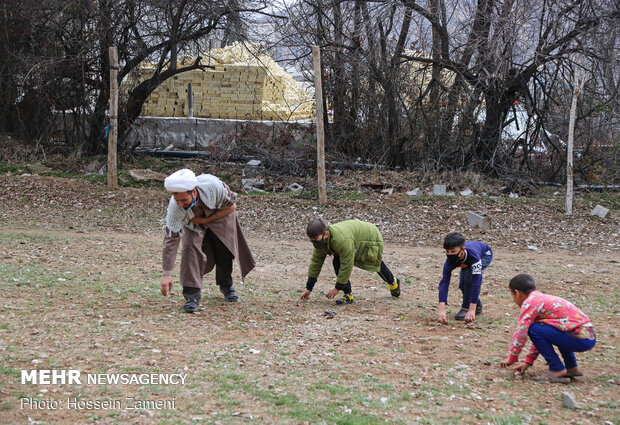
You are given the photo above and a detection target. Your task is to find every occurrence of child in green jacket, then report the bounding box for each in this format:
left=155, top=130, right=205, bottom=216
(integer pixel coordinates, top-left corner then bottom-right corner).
left=300, top=218, right=400, bottom=305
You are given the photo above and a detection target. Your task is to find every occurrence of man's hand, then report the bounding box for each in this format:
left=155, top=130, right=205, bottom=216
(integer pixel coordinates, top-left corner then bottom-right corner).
left=190, top=216, right=209, bottom=224
left=465, top=309, right=476, bottom=322
left=190, top=205, right=236, bottom=225
left=500, top=357, right=516, bottom=368
left=300, top=290, right=312, bottom=300
left=437, top=303, right=448, bottom=324
left=161, top=275, right=173, bottom=296
left=326, top=288, right=340, bottom=299
left=437, top=311, right=448, bottom=324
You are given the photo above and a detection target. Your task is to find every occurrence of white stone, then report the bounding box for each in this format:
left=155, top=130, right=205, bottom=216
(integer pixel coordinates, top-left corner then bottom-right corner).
left=406, top=188, right=423, bottom=196
left=460, top=189, right=473, bottom=196
left=432, top=184, right=447, bottom=196
left=246, top=159, right=262, bottom=166
left=129, top=169, right=167, bottom=182
left=467, top=211, right=491, bottom=230
left=590, top=205, right=609, bottom=219
left=562, top=392, right=579, bottom=410
left=241, top=178, right=264, bottom=187
left=509, top=192, right=519, bottom=198
left=242, top=178, right=265, bottom=192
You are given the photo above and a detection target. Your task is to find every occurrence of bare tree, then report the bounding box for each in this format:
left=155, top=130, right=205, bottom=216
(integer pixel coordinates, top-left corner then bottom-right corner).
left=0, top=0, right=272, bottom=153
left=274, top=0, right=619, bottom=178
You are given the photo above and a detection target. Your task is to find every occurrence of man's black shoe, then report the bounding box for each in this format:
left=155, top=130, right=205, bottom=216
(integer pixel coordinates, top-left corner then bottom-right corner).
left=389, top=277, right=401, bottom=298
left=335, top=293, right=354, bottom=305
left=220, top=286, right=239, bottom=302
left=454, top=308, right=468, bottom=321
left=476, top=301, right=483, bottom=315
left=183, top=298, right=199, bottom=313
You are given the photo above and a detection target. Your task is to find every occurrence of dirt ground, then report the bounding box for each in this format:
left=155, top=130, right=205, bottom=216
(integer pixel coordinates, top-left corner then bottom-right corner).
left=0, top=174, right=618, bottom=425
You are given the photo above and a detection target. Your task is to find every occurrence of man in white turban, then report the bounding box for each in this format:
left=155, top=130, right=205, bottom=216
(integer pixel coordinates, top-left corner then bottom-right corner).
left=160, top=169, right=255, bottom=312
left=164, top=168, right=198, bottom=193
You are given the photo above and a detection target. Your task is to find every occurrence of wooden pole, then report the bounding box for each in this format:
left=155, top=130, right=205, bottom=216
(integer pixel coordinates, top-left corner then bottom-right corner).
left=108, top=46, right=118, bottom=190
left=312, top=45, right=327, bottom=205
left=188, top=82, right=193, bottom=118
left=566, top=69, right=584, bottom=215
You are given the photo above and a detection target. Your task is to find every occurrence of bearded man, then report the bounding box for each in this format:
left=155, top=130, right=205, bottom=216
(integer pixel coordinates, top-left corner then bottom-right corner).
left=160, top=169, right=255, bottom=312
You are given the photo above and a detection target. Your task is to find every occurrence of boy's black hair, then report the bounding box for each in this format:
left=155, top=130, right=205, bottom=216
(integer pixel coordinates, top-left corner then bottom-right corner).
left=307, top=217, right=328, bottom=238
left=443, top=232, right=466, bottom=250
left=509, top=274, right=537, bottom=294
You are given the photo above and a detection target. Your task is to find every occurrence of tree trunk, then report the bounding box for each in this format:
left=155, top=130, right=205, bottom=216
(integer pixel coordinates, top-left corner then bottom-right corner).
left=475, top=92, right=504, bottom=170
left=331, top=1, right=347, bottom=151
left=86, top=0, right=112, bottom=154
left=566, top=68, right=584, bottom=215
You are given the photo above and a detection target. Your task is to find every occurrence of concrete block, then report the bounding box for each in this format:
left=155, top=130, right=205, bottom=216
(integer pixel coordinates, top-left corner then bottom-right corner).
left=286, top=183, right=304, bottom=192
left=590, top=205, right=609, bottom=219
left=460, top=189, right=473, bottom=197
left=432, top=184, right=447, bottom=196
left=241, top=178, right=265, bottom=190
left=467, top=211, right=491, bottom=230
left=244, top=186, right=265, bottom=193
left=128, top=169, right=167, bottom=182
left=406, top=188, right=423, bottom=196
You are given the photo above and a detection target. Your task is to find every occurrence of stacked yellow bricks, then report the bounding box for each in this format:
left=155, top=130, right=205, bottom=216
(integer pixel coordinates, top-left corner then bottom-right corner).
left=130, top=43, right=315, bottom=121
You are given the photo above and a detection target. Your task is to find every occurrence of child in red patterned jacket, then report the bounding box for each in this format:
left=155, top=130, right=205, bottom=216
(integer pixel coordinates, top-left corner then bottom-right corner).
left=500, top=274, right=596, bottom=384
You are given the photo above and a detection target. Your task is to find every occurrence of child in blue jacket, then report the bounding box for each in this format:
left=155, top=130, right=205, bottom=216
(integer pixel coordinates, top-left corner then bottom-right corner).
left=437, top=232, right=493, bottom=323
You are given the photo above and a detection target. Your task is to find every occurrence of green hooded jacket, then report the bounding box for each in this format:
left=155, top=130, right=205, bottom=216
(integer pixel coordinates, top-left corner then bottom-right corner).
left=307, top=220, right=384, bottom=284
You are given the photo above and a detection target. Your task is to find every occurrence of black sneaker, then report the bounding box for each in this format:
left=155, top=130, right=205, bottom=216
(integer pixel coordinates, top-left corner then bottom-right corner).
left=221, top=288, right=239, bottom=302
left=476, top=301, right=483, bottom=315
left=454, top=308, right=468, bottom=321
left=183, top=298, right=199, bottom=313
left=389, top=277, right=401, bottom=298
left=335, top=293, right=354, bottom=305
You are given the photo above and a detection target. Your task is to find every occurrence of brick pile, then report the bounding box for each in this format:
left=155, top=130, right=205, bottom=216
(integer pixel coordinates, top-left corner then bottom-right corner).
left=126, top=43, right=314, bottom=121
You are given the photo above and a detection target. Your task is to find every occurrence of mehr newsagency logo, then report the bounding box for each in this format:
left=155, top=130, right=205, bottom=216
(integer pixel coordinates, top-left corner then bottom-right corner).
left=19, top=369, right=186, bottom=410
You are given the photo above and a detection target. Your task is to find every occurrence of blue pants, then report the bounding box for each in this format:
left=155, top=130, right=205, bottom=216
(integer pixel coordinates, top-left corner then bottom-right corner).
left=458, top=251, right=492, bottom=308
left=528, top=323, right=596, bottom=372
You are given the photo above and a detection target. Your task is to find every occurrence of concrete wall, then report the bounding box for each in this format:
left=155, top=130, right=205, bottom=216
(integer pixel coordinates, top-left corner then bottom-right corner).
left=128, top=116, right=314, bottom=151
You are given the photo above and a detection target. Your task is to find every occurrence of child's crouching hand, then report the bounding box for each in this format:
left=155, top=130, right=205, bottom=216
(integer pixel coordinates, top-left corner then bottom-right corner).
left=499, top=357, right=516, bottom=368
left=500, top=358, right=531, bottom=375
left=512, top=363, right=530, bottom=374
